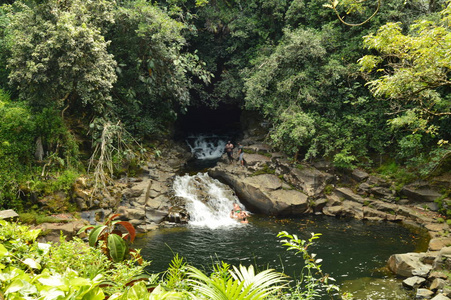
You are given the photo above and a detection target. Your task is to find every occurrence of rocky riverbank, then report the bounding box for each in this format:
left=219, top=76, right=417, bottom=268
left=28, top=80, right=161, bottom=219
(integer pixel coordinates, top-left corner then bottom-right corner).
left=2, top=137, right=449, bottom=299
left=206, top=145, right=451, bottom=300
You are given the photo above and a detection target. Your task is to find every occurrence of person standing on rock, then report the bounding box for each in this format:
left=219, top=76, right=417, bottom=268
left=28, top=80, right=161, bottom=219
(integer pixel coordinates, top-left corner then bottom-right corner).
left=225, top=141, right=234, bottom=164
left=237, top=142, right=245, bottom=166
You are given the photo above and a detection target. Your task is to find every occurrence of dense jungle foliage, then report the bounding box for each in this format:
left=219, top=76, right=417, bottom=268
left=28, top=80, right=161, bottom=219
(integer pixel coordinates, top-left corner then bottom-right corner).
left=0, top=0, right=450, bottom=211
left=0, top=219, right=342, bottom=299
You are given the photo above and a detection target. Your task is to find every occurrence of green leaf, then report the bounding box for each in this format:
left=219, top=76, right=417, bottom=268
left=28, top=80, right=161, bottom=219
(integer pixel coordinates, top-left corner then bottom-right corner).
left=22, top=258, right=40, bottom=270
left=107, top=234, right=126, bottom=263
left=0, top=243, right=8, bottom=258
left=89, top=225, right=107, bottom=247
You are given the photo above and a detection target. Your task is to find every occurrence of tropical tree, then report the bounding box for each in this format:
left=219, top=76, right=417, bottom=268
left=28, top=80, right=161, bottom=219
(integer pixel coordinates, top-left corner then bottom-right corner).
left=359, top=4, right=451, bottom=138
left=5, top=0, right=117, bottom=114
left=107, top=0, right=212, bottom=137
left=358, top=1, right=451, bottom=171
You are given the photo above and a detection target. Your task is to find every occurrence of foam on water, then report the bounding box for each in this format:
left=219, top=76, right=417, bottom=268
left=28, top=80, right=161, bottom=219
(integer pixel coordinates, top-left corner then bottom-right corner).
left=173, top=173, right=246, bottom=229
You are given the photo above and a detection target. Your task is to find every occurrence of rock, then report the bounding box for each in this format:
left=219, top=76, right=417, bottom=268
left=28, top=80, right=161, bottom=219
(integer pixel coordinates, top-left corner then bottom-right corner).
left=401, top=186, right=443, bottom=202
left=0, top=209, right=19, bottom=220
left=352, top=169, right=369, bottom=182
left=363, top=206, right=390, bottom=220
left=145, top=209, right=168, bottom=223
left=165, top=206, right=189, bottom=223
left=116, top=206, right=145, bottom=220
left=146, top=195, right=171, bottom=210
left=388, top=253, right=431, bottom=277
left=426, top=223, right=450, bottom=233
left=429, top=238, right=451, bottom=251
left=433, top=247, right=451, bottom=270
left=334, top=188, right=365, bottom=204
left=431, top=294, right=451, bottom=300
left=267, top=189, right=309, bottom=215
left=413, top=265, right=434, bottom=277
left=429, top=271, right=449, bottom=280
left=403, top=276, right=426, bottom=289
left=136, top=224, right=159, bottom=233
left=416, top=288, right=435, bottom=299
left=284, top=165, right=333, bottom=196
left=128, top=219, right=144, bottom=227
left=370, top=200, right=398, bottom=214
left=370, top=186, right=395, bottom=200
left=323, top=200, right=364, bottom=219
left=430, top=278, right=448, bottom=292
left=311, top=198, right=328, bottom=213
left=35, top=220, right=87, bottom=243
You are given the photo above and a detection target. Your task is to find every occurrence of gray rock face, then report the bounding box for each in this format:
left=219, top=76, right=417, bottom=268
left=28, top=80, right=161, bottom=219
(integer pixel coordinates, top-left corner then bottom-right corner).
left=401, top=186, right=443, bottom=202
left=267, top=189, right=309, bottom=215
left=283, top=166, right=333, bottom=196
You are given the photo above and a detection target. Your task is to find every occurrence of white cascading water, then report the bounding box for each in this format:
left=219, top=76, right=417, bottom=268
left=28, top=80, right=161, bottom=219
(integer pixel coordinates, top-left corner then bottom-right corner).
left=185, top=134, right=227, bottom=160
left=173, top=173, right=246, bottom=229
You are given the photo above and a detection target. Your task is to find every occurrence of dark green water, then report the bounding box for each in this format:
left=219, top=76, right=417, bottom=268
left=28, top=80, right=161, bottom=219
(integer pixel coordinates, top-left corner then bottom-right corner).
left=134, top=214, right=428, bottom=298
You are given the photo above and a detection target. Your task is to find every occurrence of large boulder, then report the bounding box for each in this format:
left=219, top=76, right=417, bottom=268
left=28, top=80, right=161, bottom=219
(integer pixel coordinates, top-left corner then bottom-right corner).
left=282, top=165, right=333, bottom=196
left=388, top=253, right=432, bottom=277
left=208, top=167, right=308, bottom=215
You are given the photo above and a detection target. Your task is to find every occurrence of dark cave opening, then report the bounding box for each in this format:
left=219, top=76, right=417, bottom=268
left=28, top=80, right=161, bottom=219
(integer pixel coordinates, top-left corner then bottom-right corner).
left=174, top=103, right=243, bottom=140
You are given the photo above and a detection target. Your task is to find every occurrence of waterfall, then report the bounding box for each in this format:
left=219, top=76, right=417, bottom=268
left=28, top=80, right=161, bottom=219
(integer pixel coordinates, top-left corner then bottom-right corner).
left=173, top=173, right=246, bottom=229
left=185, top=134, right=227, bottom=160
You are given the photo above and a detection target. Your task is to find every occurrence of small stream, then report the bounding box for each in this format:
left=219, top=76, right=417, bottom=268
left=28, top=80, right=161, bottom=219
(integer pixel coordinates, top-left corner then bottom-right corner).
left=134, top=135, right=429, bottom=299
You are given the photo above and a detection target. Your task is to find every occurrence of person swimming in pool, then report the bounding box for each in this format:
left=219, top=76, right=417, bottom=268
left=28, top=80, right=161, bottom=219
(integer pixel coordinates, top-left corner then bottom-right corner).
left=230, top=202, right=249, bottom=223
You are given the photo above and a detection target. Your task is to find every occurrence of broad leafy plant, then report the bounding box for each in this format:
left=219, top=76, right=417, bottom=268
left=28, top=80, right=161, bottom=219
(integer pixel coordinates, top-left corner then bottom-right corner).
left=187, top=263, right=287, bottom=300
left=78, top=214, right=138, bottom=263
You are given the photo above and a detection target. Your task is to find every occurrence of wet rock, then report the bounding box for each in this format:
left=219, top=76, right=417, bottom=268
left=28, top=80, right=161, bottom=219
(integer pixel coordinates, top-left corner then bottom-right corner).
left=136, top=224, right=159, bottom=233
left=403, top=276, right=426, bottom=289
left=165, top=206, right=189, bottom=223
